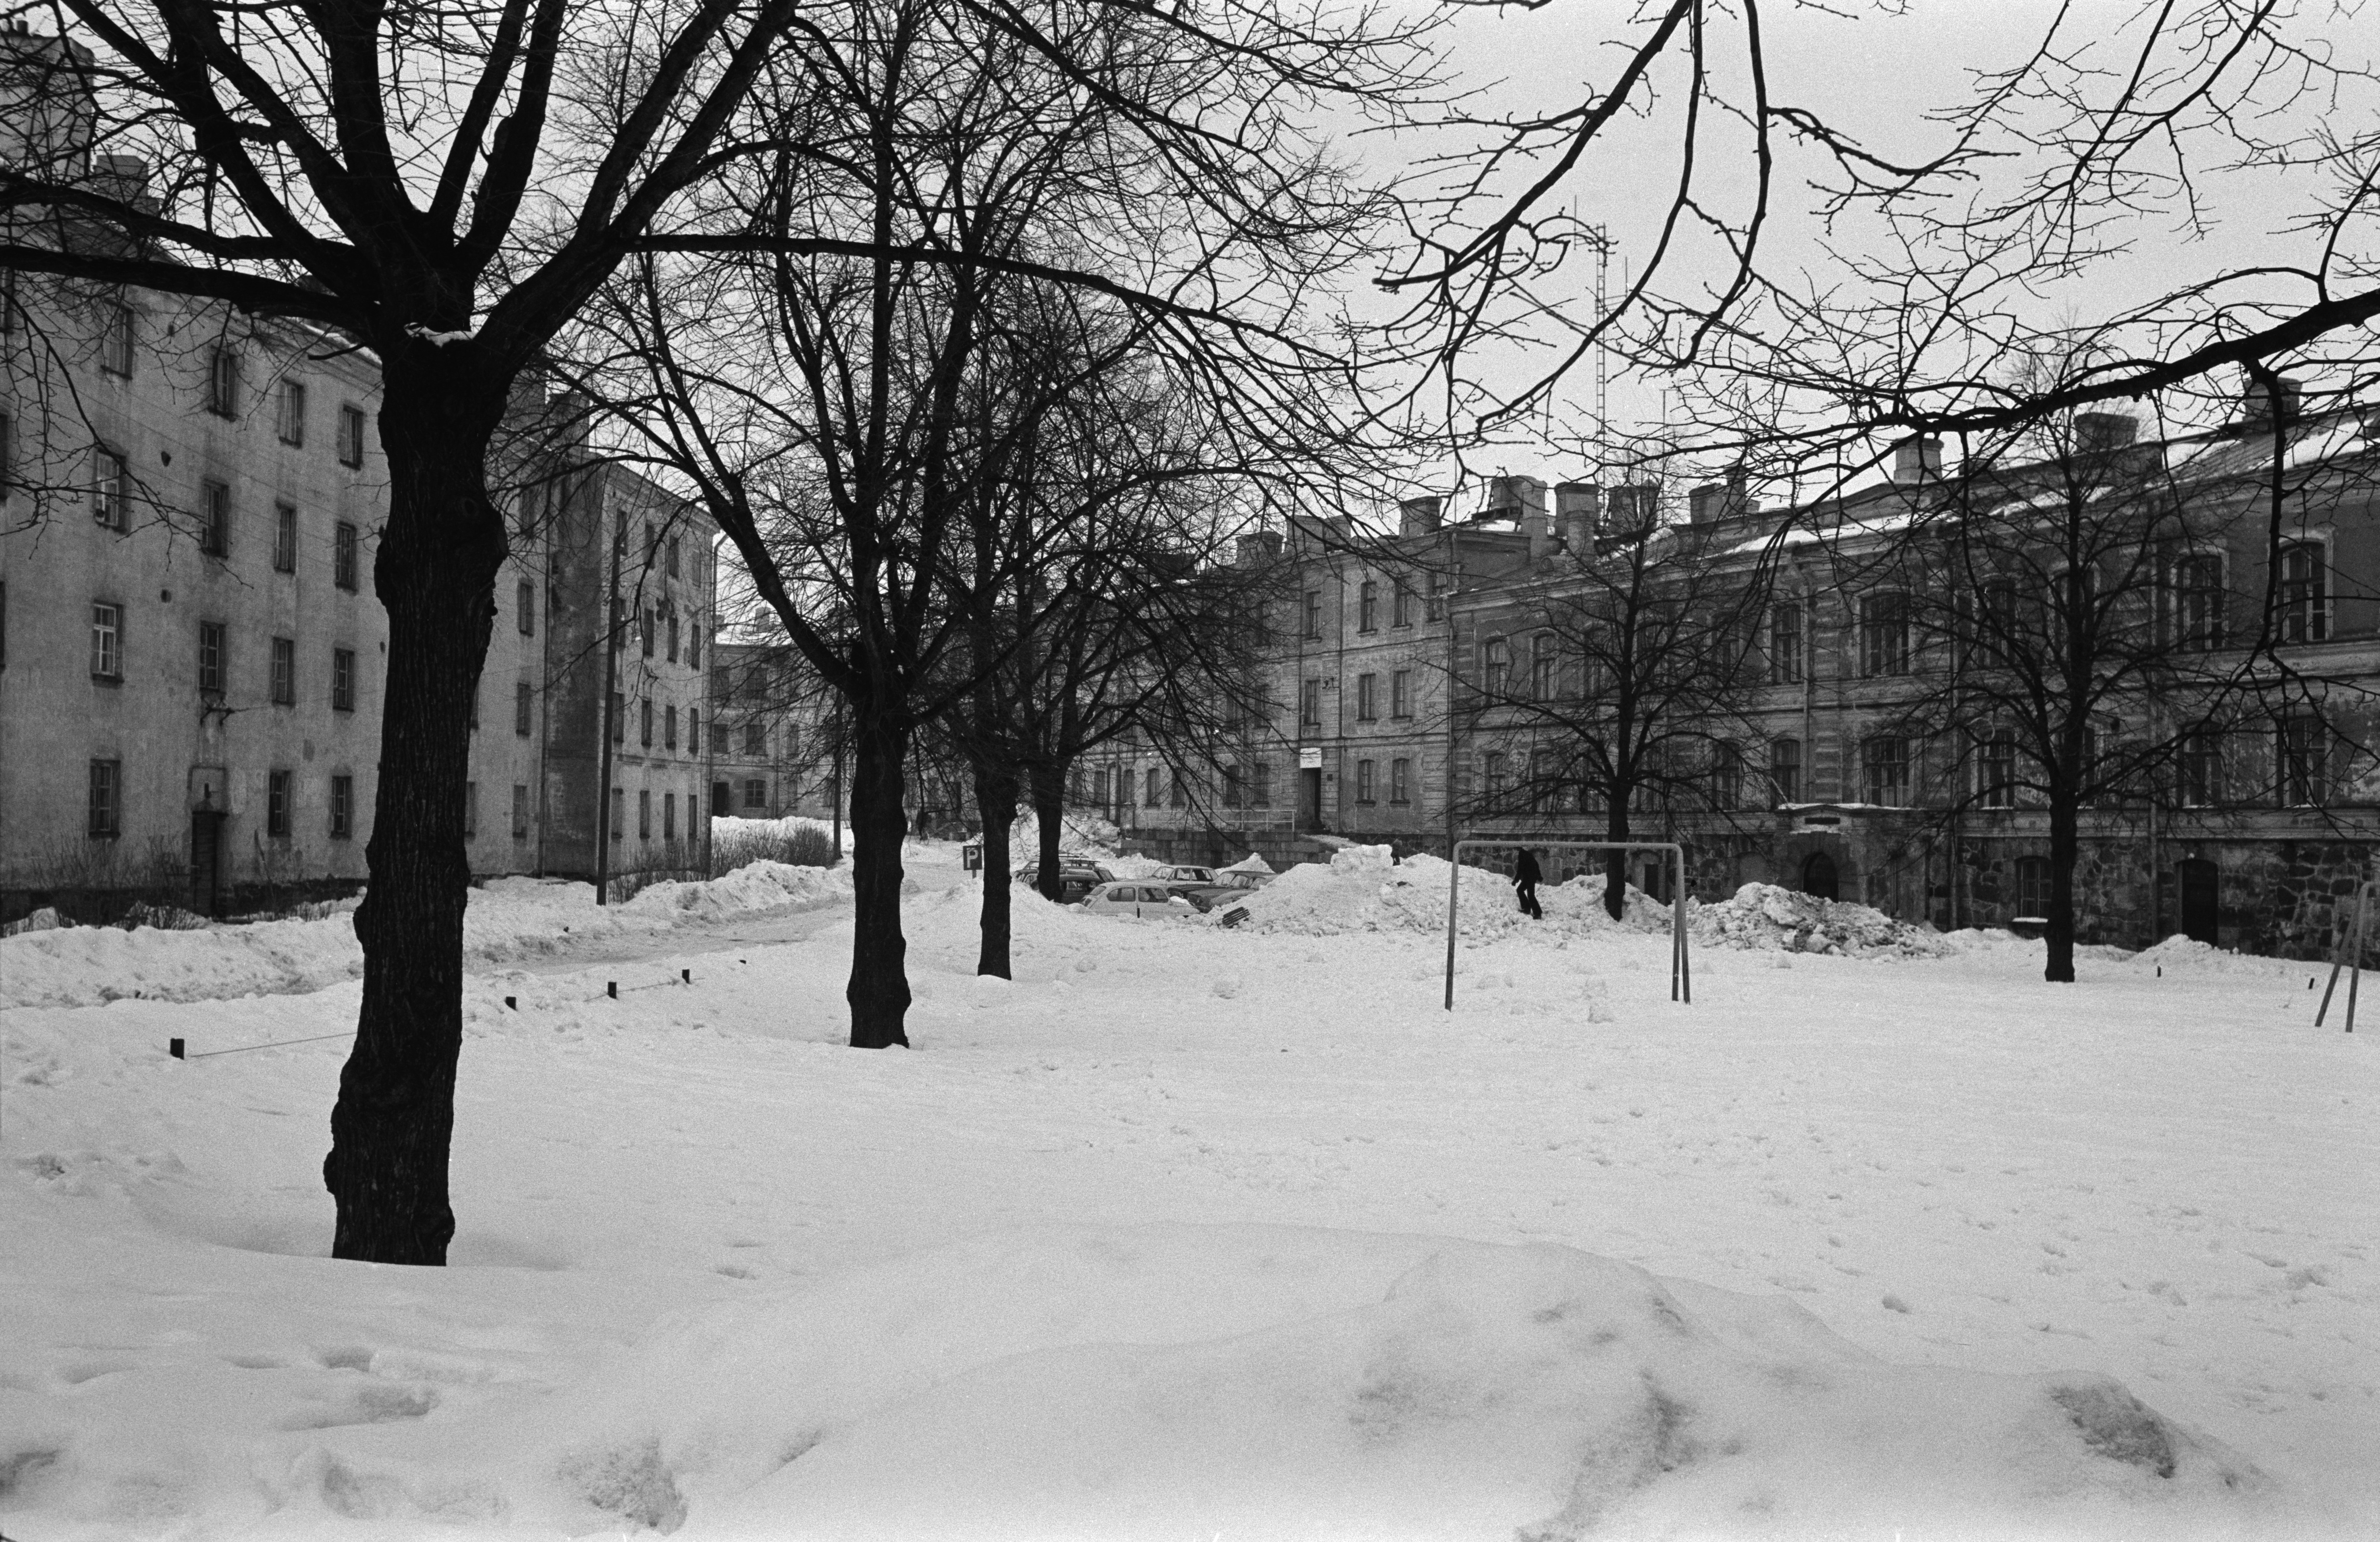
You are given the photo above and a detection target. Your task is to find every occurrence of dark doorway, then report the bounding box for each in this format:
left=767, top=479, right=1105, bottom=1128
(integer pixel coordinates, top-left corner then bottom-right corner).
left=711, top=781, right=731, bottom=818
left=189, top=811, right=225, bottom=916
left=1801, top=850, right=1838, bottom=901
left=1299, top=767, right=1322, bottom=831
left=2179, top=858, right=2218, bottom=943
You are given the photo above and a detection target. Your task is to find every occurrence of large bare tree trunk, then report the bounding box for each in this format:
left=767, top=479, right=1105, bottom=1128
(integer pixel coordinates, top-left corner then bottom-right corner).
left=1029, top=761, right=1067, bottom=901
left=973, top=758, right=1020, bottom=977
left=1603, top=799, right=1632, bottom=921
left=2046, top=792, right=2079, bottom=984
left=846, top=707, right=913, bottom=1047
left=325, top=371, right=506, bottom=1266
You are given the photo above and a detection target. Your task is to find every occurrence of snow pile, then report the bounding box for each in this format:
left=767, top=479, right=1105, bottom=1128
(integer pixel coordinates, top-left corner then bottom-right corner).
left=1010, top=807, right=1120, bottom=857
left=0, top=863, right=854, bottom=1010
left=1215, top=851, right=1673, bottom=939
left=251, top=1225, right=2279, bottom=1540
left=1695, top=882, right=1950, bottom=958
left=2132, top=934, right=2298, bottom=976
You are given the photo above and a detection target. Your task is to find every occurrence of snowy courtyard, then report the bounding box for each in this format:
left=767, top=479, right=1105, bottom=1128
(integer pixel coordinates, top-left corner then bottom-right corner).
left=1, top=844, right=2373, bottom=1539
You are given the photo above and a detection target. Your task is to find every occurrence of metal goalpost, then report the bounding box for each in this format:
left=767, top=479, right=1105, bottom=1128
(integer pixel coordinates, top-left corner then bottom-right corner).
left=1443, top=839, right=1692, bottom=1010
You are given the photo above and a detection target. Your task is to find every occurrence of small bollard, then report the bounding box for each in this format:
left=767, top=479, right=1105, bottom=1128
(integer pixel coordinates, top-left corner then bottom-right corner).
left=680, top=968, right=691, bottom=984
left=606, top=981, right=617, bottom=999
left=169, top=1038, right=185, bottom=1060
left=504, top=996, right=517, bottom=1010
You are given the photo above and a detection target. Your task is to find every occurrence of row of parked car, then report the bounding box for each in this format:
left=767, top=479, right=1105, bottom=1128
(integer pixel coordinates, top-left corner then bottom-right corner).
left=1010, top=860, right=1273, bottom=920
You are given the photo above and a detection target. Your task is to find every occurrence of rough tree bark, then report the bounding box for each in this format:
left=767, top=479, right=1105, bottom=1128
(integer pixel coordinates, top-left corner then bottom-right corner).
left=2046, top=791, right=2080, bottom=984
left=1603, top=792, right=1633, bottom=921
left=1029, top=761, right=1067, bottom=901
left=845, top=707, right=914, bottom=1047
left=324, top=359, right=509, bottom=1265
left=972, top=758, right=1019, bottom=977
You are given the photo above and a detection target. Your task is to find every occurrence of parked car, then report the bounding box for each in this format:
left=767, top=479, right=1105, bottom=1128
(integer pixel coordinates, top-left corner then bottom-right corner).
left=1212, top=869, right=1274, bottom=892
left=1146, top=864, right=1219, bottom=892
left=1080, top=881, right=1204, bottom=921
left=1013, top=859, right=1115, bottom=904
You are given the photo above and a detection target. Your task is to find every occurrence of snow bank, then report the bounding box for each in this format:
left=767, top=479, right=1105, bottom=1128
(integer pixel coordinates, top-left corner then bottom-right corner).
left=1695, top=882, right=1950, bottom=958
left=2132, top=934, right=2301, bottom=976
left=0, top=862, right=852, bottom=1010
left=269, top=1224, right=2280, bottom=1540
left=1217, top=849, right=1673, bottom=940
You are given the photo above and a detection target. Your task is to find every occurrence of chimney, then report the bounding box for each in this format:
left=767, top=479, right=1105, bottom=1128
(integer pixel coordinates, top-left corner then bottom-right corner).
left=1607, top=483, right=1659, bottom=534
left=1688, top=482, right=1730, bottom=524
left=2240, top=374, right=2301, bottom=432
left=1891, top=435, right=1942, bottom=482
left=1398, top=496, right=1443, bottom=537
left=1553, top=482, right=1599, bottom=551
left=1234, top=530, right=1283, bottom=567
left=2074, top=411, right=2136, bottom=453
left=1479, top=473, right=1547, bottom=526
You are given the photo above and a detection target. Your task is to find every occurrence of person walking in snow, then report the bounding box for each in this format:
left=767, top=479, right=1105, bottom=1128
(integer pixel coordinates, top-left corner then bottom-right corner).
left=1513, top=846, right=1544, bottom=920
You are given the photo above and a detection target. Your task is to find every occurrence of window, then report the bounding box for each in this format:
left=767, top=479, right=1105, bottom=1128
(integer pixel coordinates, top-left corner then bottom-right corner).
left=334, top=522, right=359, bottom=590
left=1425, top=573, right=1447, bottom=622
left=1769, top=601, right=1803, bottom=685
left=463, top=780, right=478, bottom=838
left=1861, top=591, right=1911, bottom=677
left=1303, top=590, right=1321, bottom=639
left=1979, top=730, right=2017, bottom=808
left=2178, top=729, right=2222, bottom=806
left=666, top=535, right=681, bottom=578
left=330, top=775, right=353, bottom=839
left=1170, top=768, right=1188, bottom=808
left=274, top=503, right=298, bottom=572
left=1145, top=767, right=1161, bottom=806
left=1710, top=740, right=1743, bottom=810
left=1068, top=767, right=1084, bottom=804
left=1391, top=757, right=1411, bottom=804
left=613, top=601, right=629, bottom=652
left=199, top=480, right=229, bottom=557
left=611, top=787, right=624, bottom=840
left=2013, top=855, right=2051, bottom=918
left=664, top=792, right=677, bottom=841
left=515, top=681, right=533, bottom=736
left=744, top=721, right=765, bottom=756
left=198, top=621, right=226, bottom=694
left=1092, top=767, right=1110, bottom=809
left=1769, top=738, right=1801, bottom=804
left=642, top=607, right=655, bottom=658
left=1251, top=761, right=1271, bottom=807
left=205, top=347, right=239, bottom=418
left=1358, top=580, right=1379, bottom=632
left=638, top=788, right=652, bottom=840
left=2278, top=541, right=2329, bottom=644
left=665, top=704, right=677, bottom=751
left=517, top=582, right=535, bottom=636
left=90, top=602, right=123, bottom=679
left=1356, top=673, right=1377, bottom=721
left=1482, top=637, right=1509, bottom=697
left=743, top=777, right=766, bottom=809
left=337, top=404, right=367, bottom=467
left=710, top=720, right=728, bottom=754
left=1529, top=747, right=1556, bottom=812
left=270, top=636, right=294, bottom=704
left=641, top=697, right=654, bottom=748
left=1531, top=633, right=1555, bottom=700
left=2170, top=554, right=2225, bottom=651
left=1223, top=764, right=1243, bottom=808
left=1391, top=669, right=1412, bottom=718
left=93, top=448, right=128, bottom=530
left=1393, top=582, right=1414, bottom=627
left=1356, top=758, right=1377, bottom=803
left=685, top=629, right=699, bottom=670
left=101, top=303, right=135, bottom=377
left=87, top=759, right=120, bottom=837
left=276, top=378, right=306, bottom=445
left=267, top=769, right=293, bottom=836
left=1862, top=736, right=1909, bottom=804
left=1300, top=677, right=1322, bottom=727
left=687, top=710, right=697, bottom=754
left=512, top=783, right=530, bottom=840
left=2278, top=716, right=2331, bottom=806
left=332, top=647, right=356, bottom=711
left=667, top=609, right=681, bottom=663
left=1483, top=750, right=1508, bottom=808
left=610, top=692, right=625, bottom=743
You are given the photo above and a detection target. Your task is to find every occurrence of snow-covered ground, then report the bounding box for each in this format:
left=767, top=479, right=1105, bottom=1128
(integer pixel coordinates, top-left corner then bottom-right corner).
left=1, top=846, right=2372, bottom=1539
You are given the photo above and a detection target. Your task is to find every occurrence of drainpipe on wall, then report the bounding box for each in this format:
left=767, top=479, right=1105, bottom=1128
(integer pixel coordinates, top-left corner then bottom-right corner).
left=595, top=490, right=622, bottom=904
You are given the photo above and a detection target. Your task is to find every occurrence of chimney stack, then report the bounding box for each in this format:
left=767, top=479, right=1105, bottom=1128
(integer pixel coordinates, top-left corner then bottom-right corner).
left=1234, top=530, right=1283, bottom=568
left=1891, top=435, right=1942, bottom=483
left=1397, top=496, right=1443, bottom=537
left=1606, top=483, right=1659, bottom=534
left=1553, top=482, right=1599, bottom=551
left=2074, top=411, right=2136, bottom=453
left=1479, top=474, right=1547, bottom=527
left=2240, top=374, right=2301, bottom=432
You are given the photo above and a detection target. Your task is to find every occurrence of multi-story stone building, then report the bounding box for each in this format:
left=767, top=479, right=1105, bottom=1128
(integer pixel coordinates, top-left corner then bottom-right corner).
left=706, top=637, right=839, bottom=822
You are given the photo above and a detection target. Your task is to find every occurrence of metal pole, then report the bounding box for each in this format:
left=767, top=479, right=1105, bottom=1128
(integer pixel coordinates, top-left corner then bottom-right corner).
left=1671, top=845, right=1688, bottom=1003
left=595, top=495, right=622, bottom=905
left=2347, top=883, right=2372, bottom=1035
left=1444, top=838, right=1463, bottom=1010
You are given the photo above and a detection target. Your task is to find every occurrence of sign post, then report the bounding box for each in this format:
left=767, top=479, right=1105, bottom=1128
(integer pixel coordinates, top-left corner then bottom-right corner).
left=962, top=842, right=984, bottom=876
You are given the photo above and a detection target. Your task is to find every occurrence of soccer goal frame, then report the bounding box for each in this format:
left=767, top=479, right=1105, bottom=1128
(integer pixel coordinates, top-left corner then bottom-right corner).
left=1443, top=839, right=1691, bottom=1010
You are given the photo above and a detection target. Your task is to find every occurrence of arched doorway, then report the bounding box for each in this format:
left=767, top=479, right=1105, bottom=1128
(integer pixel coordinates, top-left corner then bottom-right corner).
left=1801, top=850, right=1838, bottom=900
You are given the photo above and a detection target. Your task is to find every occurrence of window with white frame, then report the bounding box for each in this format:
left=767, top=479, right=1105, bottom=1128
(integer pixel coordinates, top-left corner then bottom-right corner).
left=1862, top=735, right=1909, bottom=804
left=1769, top=738, right=1801, bottom=804
left=205, top=347, right=239, bottom=418
left=1390, top=757, right=1410, bottom=804
left=1861, top=591, right=1911, bottom=677
left=1978, top=729, right=2017, bottom=808
left=1768, top=600, right=1803, bottom=685
left=93, top=447, right=128, bottom=530
left=91, top=602, right=123, bottom=679
left=2170, top=552, right=2225, bottom=650
left=87, top=759, right=121, bottom=837
left=2278, top=540, right=2329, bottom=644
left=276, top=378, right=306, bottom=445
left=2179, top=728, right=2222, bottom=807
